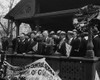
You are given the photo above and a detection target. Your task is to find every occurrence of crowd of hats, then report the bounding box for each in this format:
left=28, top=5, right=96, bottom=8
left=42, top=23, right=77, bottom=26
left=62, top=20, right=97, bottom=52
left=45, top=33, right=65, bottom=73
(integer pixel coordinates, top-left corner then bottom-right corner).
left=50, top=30, right=76, bottom=36
left=17, top=29, right=79, bottom=39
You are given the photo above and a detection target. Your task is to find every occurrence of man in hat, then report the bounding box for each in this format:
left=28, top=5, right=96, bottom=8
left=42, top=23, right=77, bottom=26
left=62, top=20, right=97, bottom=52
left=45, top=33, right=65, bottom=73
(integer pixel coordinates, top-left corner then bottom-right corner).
left=67, top=31, right=74, bottom=44
left=70, top=29, right=81, bottom=57
left=26, top=32, right=38, bottom=54
left=16, top=33, right=27, bottom=54
left=93, top=26, right=100, bottom=57
left=56, top=31, right=67, bottom=56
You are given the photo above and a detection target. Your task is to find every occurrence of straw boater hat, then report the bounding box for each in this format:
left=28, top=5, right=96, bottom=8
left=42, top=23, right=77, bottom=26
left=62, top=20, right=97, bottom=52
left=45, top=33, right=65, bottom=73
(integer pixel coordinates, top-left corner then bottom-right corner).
left=50, top=31, right=55, bottom=35
left=57, top=30, right=61, bottom=35
left=72, top=29, right=78, bottom=33
left=67, top=31, right=74, bottom=35
left=60, top=31, right=66, bottom=35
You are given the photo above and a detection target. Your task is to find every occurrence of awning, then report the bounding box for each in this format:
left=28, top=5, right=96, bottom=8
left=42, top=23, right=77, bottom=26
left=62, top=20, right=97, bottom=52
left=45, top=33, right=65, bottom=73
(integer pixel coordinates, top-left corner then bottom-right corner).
left=34, top=9, right=79, bottom=18
left=5, top=0, right=100, bottom=21
left=5, top=0, right=35, bottom=20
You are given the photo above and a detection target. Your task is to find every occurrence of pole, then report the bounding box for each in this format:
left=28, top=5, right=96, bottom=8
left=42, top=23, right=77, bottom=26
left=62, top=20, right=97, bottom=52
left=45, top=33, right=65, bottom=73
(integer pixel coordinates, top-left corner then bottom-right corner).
left=86, top=25, right=94, bottom=57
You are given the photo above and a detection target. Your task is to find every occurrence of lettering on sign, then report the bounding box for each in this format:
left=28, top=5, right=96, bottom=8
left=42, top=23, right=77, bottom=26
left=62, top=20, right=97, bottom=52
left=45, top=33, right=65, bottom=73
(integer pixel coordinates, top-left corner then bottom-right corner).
left=31, top=70, right=36, bottom=75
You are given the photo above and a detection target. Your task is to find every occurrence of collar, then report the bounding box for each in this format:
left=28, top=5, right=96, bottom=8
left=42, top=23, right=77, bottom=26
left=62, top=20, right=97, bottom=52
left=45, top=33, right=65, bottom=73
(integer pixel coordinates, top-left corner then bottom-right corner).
left=22, top=39, right=25, bottom=42
left=94, top=35, right=98, bottom=38
left=84, top=36, right=88, bottom=40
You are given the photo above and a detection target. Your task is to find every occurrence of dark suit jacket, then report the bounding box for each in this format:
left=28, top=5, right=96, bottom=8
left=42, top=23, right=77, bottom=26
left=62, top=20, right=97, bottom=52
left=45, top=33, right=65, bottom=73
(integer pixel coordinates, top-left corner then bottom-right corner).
left=57, top=41, right=66, bottom=56
left=70, top=38, right=81, bottom=57
left=79, top=38, right=87, bottom=57
left=16, top=39, right=27, bottom=53
left=12, top=38, right=20, bottom=52
left=57, top=38, right=67, bottom=56
left=2, top=40, right=8, bottom=51
left=93, top=35, right=100, bottom=57
left=26, top=39, right=37, bottom=53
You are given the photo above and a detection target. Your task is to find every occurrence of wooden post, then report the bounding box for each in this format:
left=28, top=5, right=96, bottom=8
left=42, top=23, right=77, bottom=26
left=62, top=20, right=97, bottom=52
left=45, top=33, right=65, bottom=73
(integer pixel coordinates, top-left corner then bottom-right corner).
left=7, top=20, right=14, bottom=54
left=15, top=21, right=21, bottom=37
left=86, top=25, right=94, bottom=57
left=13, top=21, right=21, bottom=53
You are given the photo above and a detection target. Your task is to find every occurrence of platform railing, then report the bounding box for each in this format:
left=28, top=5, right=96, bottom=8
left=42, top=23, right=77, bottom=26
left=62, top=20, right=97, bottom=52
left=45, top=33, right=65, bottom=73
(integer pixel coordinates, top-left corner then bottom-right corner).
left=4, top=54, right=100, bottom=80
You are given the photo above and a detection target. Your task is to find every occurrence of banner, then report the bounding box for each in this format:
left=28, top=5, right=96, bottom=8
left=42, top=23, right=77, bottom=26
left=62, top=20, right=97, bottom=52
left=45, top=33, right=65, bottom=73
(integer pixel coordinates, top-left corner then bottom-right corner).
left=5, top=58, right=61, bottom=80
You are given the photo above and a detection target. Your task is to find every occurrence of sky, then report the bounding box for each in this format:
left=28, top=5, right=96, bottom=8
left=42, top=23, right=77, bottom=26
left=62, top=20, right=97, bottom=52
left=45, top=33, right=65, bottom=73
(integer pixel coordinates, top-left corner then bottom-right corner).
left=0, top=0, right=20, bottom=15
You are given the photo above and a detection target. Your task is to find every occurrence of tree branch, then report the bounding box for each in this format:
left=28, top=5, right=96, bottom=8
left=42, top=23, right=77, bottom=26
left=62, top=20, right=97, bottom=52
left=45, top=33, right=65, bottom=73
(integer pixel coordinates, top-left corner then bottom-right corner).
left=0, top=22, right=8, bottom=34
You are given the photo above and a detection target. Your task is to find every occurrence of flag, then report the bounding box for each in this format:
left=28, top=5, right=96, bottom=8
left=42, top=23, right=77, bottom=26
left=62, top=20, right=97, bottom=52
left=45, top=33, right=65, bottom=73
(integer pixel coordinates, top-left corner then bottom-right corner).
left=5, top=58, right=62, bottom=80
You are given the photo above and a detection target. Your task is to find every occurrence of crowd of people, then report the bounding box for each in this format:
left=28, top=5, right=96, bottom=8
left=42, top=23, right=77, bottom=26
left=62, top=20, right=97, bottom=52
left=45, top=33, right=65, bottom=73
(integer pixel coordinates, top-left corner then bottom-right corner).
left=0, top=26, right=100, bottom=57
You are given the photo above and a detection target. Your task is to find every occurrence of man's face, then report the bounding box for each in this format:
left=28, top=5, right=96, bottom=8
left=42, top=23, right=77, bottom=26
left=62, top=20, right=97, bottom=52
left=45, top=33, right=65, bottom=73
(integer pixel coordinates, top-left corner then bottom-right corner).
left=67, top=34, right=72, bottom=39
left=60, top=34, right=66, bottom=39
left=31, top=33, right=35, bottom=39
left=25, top=36, right=29, bottom=39
left=73, top=32, right=77, bottom=38
left=42, top=31, right=48, bottom=37
left=20, top=34, right=25, bottom=40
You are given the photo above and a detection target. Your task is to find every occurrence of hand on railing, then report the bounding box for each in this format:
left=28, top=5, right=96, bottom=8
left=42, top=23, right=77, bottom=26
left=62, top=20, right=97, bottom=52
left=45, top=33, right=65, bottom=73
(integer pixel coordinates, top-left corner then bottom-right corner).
left=22, top=53, right=26, bottom=55
left=14, top=52, right=17, bottom=55
left=27, top=51, right=33, bottom=54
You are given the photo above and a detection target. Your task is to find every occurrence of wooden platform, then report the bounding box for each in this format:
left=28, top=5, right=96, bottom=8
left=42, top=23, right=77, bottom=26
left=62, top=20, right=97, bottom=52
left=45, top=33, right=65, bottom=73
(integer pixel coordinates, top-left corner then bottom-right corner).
left=4, top=54, right=100, bottom=80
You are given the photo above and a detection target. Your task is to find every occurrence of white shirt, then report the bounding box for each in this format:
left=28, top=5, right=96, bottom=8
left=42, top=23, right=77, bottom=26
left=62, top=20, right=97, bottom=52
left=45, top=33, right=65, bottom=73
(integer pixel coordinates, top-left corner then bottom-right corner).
left=94, top=35, right=98, bottom=38
left=68, top=38, right=73, bottom=44
left=84, top=36, right=88, bottom=40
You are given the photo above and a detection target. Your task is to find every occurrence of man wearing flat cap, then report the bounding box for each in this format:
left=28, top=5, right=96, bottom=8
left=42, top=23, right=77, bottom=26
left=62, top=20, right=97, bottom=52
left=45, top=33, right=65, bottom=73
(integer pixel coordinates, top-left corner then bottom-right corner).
left=67, top=31, right=74, bottom=44
left=56, top=31, right=67, bottom=56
